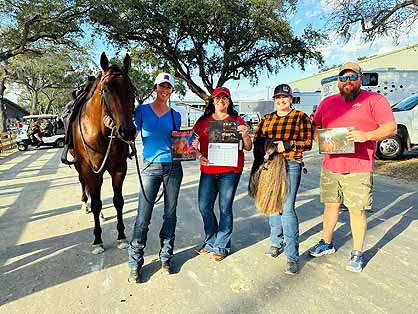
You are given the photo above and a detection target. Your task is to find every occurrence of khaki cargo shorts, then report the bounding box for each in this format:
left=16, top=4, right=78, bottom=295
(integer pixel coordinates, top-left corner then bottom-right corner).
left=320, top=169, right=373, bottom=211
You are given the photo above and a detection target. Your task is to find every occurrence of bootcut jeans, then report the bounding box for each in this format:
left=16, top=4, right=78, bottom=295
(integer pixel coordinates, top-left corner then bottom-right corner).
left=269, top=160, right=302, bottom=263
left=198, top=171, right=242, bottom=256
left=128, top=161, right=183, bottom=270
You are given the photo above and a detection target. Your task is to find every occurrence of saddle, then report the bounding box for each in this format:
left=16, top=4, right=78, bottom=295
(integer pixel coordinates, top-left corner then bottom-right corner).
left=61, top=78, right=97, bottom=165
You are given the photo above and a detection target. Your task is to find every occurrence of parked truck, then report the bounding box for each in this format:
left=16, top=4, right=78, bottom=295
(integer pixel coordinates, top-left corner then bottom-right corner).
left=377, top=93, right=418, bottom=159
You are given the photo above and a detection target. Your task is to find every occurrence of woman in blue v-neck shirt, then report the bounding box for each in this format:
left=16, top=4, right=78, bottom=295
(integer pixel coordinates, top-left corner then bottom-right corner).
left=105, top=72, right=182, bottom=282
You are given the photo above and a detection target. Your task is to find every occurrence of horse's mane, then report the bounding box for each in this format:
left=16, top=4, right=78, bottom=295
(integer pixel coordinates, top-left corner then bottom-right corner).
left=86, top=74, right=100, bottom=100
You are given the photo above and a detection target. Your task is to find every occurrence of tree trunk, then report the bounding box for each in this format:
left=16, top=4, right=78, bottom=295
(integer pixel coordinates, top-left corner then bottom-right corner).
left=31, top=90, right=39, bottom=114
left=0, top=62, right=8, bottom=132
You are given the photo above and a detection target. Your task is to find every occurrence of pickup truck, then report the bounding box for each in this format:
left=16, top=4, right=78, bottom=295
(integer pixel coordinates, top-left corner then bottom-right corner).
left=377, top=93, right=418, bottom=160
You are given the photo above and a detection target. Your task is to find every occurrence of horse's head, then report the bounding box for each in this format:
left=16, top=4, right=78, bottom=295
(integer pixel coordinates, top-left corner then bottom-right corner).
left=98, top=52, right=136, bottom=142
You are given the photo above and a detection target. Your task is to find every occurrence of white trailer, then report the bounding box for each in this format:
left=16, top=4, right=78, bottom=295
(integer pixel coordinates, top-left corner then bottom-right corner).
left=292, top=90, right=321, bottom=115
left=320, top=68, right=418, bottom=105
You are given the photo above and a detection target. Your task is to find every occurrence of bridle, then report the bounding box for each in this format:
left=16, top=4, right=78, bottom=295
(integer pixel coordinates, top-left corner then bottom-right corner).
left=79, top=71, right=135, bottom=174
left=98, top=71, right=135, bottom=144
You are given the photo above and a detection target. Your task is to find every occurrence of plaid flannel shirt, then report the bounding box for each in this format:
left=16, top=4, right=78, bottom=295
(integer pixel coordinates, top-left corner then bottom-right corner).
left=253, top=109, right=313, bottom=161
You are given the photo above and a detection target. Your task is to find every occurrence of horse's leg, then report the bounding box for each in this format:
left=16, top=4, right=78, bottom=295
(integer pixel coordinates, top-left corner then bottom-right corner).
left=83, top=169, right=105, bottom=255
left=75, top=166, right=90, bottom=214
left=91, top=188, right=105, bottom=254
left=79, top=171, right=106, bottom=219
left=80, top=179, right=89, bottom=214
left=109, top=163, right=128, bottom=249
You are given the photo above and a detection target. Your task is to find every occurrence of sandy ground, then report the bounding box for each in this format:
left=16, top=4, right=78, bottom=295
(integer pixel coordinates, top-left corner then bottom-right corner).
left=1, top=144, right=417, bottom=314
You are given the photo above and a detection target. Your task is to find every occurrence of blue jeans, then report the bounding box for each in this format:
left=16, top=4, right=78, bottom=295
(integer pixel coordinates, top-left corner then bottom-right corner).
left=269, top=160, right=302, bottom=263
left=128, top=161, right=183, bottom=269
left=198, top=171, right=242, bottom=256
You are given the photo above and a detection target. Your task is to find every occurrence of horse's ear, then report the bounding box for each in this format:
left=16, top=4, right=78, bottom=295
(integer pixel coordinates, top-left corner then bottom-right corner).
left=122, top=54, right=131, bottom=74
left=100, top=52, right=109, bottom=72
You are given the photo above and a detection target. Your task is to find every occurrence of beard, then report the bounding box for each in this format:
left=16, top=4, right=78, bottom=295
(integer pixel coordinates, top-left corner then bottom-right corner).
left=339, top=84, right=361, bottom=101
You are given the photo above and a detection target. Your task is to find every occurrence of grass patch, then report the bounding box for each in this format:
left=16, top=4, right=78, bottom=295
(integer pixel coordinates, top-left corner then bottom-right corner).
left=375, top=157, right=418, bottom=182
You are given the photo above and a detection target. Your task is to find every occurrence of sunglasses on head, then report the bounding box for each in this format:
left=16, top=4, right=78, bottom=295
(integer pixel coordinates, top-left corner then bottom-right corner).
left=339, top=74, right=360, bottom=82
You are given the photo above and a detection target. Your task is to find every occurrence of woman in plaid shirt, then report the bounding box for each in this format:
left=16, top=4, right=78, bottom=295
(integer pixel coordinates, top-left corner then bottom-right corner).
left=252, top=83, right=313, bottom=275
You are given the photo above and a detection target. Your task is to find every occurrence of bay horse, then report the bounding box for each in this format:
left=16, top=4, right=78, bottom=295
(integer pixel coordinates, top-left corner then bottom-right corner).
left=71, top=52, right=136, bottom=254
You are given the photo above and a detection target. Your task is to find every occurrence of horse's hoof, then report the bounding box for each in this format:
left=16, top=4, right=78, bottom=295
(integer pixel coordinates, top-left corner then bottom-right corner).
left=92, top=244, right=105, bottom=255
left=117, top=240, right=129, bottom=250
left=81, top=203, right=89, bottom=214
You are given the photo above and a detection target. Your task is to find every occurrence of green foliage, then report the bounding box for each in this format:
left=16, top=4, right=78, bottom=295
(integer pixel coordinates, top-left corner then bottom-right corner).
left=90, top=0, right=324, bottom=101
left=0, top=0, right=91, bottom=61
left=9, top=46, right=91, bottom=114
left=111, top=48, right=187, bottom=104
left=0, top=0, right=91, bottom=131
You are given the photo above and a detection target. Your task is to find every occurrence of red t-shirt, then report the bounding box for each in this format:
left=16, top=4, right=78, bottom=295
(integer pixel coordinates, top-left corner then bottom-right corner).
left=313, top=90, right=395, bottom=173
left=193, top=115, right=246, bottom=174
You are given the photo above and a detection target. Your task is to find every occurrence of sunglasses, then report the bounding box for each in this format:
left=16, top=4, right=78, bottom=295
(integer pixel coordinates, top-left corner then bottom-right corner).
left=338, top=74, right=360, bottom=82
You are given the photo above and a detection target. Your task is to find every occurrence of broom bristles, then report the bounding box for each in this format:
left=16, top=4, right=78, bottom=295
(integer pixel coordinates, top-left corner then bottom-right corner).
left=255, top=154, right=287, bottom=215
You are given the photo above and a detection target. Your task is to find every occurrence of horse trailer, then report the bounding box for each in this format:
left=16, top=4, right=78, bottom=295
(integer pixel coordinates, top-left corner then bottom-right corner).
left=320, top=68, right=418, bottom=105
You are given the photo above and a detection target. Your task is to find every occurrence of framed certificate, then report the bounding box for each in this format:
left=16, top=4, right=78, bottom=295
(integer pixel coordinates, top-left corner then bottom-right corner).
left=317, top=127, right=355, bottom=154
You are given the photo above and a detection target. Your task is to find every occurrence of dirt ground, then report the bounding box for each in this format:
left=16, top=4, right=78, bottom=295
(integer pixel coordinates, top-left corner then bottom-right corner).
left=1, top=147, right=418, bottom=314
left=375, top=155, right=418, bottom=183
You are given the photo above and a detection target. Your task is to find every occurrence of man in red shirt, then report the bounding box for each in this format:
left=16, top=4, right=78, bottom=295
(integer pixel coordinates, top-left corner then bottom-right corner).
left=309, top=62, right=396, bottom=272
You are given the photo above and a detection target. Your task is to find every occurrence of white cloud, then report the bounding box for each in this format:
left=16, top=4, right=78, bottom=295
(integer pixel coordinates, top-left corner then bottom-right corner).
left=305, top=10, right=323, bottom=18
left=320, top=0, right=338, bottom=13
left=303, top=0, right=318, bottom=5
left=293, top=18, right=303, bottom=26
left=320, top=24, right=418, bottom=66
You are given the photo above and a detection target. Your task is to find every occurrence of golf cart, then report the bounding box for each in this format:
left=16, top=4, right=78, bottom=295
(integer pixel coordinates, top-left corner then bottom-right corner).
left=16, top=114, right=65, bottom=151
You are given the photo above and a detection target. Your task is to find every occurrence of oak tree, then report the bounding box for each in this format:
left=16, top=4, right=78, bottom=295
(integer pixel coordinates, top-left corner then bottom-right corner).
left=90, top=0, right=324, bottom=102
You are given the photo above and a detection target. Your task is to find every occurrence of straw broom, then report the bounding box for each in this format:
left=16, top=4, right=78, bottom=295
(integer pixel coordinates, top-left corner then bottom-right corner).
left=249, top=140, right=288, bottom=215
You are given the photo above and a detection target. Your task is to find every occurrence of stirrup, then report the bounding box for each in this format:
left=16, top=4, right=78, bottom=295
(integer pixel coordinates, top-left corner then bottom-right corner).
left=61, top=144, right=77, bottom=165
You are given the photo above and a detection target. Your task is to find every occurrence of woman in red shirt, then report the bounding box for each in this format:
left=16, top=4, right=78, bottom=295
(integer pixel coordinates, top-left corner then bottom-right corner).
left=193, top=87, right=252, bottom=261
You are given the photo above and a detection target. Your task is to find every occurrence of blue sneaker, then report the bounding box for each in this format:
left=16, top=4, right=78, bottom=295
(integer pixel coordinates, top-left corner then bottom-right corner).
left=346, top=250, right=364, bottom=273
left=309, top=239, right=336, bottom=257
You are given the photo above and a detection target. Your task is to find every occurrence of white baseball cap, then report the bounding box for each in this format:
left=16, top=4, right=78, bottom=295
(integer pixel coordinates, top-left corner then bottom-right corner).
left=154, top=72, right=175, bottom=87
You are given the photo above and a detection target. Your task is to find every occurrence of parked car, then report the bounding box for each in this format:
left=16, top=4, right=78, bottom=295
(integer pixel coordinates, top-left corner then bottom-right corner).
left=377, top=93, right=418, bottom=160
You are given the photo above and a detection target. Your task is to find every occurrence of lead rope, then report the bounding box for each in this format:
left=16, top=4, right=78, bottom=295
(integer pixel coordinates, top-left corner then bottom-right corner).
left=132, top=108, right=176, bottom=205
left=132, top=141, right=168, bottom=205
left=79, top=119, right=115, bottom=174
